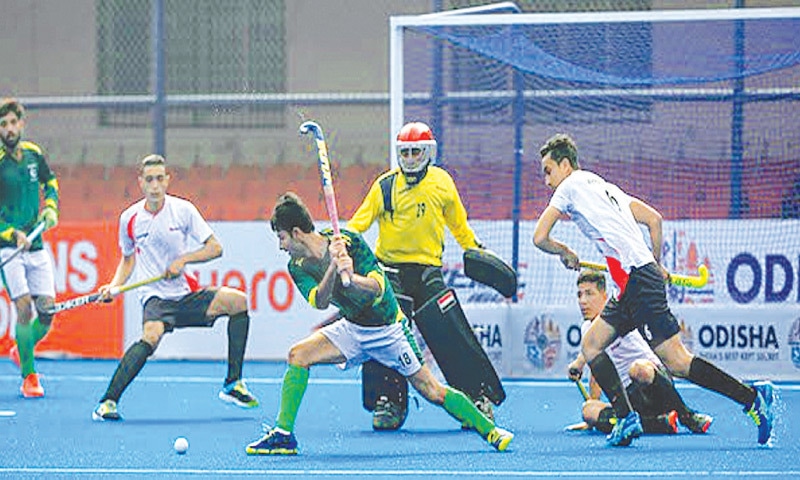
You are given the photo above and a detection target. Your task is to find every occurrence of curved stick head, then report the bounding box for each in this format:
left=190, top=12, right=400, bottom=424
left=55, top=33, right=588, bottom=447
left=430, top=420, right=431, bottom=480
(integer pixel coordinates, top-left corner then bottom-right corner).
left=697, top=264, right=710, bottom=287
left=299, top=120, right=323, bottom=139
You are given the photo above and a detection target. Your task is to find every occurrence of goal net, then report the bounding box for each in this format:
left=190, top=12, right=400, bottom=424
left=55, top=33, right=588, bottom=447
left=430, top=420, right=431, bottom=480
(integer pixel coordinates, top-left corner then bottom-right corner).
left=390, top=7, right=800, bottom=308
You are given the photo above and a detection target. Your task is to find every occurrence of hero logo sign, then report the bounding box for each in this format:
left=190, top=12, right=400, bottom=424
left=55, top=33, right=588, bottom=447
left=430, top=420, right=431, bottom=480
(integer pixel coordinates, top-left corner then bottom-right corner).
left=727, top=253, right=798, bottom=304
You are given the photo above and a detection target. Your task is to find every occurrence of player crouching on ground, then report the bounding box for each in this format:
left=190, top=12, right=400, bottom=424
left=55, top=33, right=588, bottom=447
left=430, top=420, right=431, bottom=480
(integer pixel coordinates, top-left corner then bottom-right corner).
left=569, top=270, right=712, bottom=435
left=245, top=192, right=513, bottom=455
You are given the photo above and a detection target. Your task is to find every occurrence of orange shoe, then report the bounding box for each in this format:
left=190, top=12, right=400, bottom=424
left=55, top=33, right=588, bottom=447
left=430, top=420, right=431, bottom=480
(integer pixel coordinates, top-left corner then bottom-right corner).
left=21, top=373, right=44, bottom=398
left=9, top=345, right=20, bottom=369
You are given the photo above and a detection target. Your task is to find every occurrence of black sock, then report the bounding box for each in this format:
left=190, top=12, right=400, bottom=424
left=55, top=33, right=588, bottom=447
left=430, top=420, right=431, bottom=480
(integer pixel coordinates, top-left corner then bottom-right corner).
left=687, top=356, right=756, bottom=407
left=651, top=368, right=693, bottom=418
left=225, top=312, right=250, bottom=385
left=102, top=340, right=153, bottom=403
left=588, top=352, right=632, bottom=418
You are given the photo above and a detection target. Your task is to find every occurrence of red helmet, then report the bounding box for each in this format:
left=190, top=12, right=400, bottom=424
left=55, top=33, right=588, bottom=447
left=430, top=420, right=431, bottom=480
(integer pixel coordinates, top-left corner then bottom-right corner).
left=396, top=122, right=437, bottom=174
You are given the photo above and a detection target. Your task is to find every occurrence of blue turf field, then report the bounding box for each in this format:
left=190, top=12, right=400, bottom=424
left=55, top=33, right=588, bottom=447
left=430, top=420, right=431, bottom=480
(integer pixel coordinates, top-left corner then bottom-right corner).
left=1, top=360, right=798, bottom=479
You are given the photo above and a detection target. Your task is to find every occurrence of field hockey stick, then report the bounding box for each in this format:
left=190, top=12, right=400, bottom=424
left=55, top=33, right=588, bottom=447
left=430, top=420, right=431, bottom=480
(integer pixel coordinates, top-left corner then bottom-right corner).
left=0, top=222, right=46, bottom=269
left=564, top=379, right=592, bottom=431
left=44, top=274, right=164, bottom=315
left=299, top=120, right=351, bottom=287
left=579, top=260, right=709, bottom=288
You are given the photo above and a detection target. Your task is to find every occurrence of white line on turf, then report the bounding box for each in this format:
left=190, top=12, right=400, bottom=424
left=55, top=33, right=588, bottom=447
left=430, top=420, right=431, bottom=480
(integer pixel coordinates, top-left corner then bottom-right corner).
left=0, top=375, right=799, bottom=390
left=0, top=468, right=798, bottom=477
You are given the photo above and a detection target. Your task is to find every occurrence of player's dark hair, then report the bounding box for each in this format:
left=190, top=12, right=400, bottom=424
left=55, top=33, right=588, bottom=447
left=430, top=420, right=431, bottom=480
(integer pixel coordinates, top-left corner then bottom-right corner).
left=138, top=154, right=167, bottom=175
left=540, top=133, right=580, bottom=169
left=271, top=192, right=315, bottom=234
left=577, top=269, right=606, bottom=292
left=0, top=98, right=25, bottom=119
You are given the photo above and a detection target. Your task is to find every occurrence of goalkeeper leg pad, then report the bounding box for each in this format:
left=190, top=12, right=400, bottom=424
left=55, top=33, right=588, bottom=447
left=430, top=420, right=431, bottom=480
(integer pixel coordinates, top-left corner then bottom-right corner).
left=414, top=289, right=506, bottom=406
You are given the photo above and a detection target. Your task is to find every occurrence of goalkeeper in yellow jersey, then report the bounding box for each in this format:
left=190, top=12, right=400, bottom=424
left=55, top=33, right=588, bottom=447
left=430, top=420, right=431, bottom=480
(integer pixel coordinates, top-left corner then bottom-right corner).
left=347, top=121, right=502, bottom=431
left=0, top=98, right=60, bottom=398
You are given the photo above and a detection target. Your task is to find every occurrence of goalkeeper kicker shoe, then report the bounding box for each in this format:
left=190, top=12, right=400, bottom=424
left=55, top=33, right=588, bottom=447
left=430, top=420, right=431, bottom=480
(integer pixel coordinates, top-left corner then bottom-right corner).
left=219, top=379, right=259, bottom=408
left=373, top=395, right=407, bottom=430
left=607, top=411, right=643, bottom=447
left=744, top=381, right=775, bottom=445
left=246, top=426, right=298, bottom=455
left=92, top=399, right=122, bottom=421
left=486, top=427, right=514, bottom=452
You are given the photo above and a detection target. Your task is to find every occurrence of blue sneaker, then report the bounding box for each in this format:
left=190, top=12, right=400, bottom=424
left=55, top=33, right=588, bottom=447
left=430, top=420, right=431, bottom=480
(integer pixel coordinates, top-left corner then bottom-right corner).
left=744, top=381, right=775, bottom=445
left=219, top=380, right=259, bottom=409
left=246, top=426, right=298, bottom=455
left=606, top=411, right=643, bottom=447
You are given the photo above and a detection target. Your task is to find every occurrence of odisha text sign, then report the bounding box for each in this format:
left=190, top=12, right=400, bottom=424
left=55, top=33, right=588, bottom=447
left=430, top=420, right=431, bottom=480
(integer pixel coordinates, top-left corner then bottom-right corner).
left=727, top=253, right=798, bottom=303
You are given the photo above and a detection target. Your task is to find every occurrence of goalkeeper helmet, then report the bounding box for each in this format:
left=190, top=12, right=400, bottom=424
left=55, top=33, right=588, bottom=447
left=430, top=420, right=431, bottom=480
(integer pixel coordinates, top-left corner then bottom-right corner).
left=396, top=122, right=437, bottom=175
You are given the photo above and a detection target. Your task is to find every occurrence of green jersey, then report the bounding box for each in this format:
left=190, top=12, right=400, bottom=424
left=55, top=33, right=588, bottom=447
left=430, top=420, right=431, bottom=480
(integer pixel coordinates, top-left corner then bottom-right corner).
left=0, top=141, right=59, bottom=249
left=288, top=229, right=404, bottom=327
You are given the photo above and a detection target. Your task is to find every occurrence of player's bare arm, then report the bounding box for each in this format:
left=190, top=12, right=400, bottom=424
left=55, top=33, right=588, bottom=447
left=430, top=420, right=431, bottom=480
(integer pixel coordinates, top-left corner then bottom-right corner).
left=629, top=199, right=668, bottom=277
left=533, top=205, right=579, bottom=270
left=98, top=254, right=136, bottom=301
left=165, top=235, right=222, bottom=279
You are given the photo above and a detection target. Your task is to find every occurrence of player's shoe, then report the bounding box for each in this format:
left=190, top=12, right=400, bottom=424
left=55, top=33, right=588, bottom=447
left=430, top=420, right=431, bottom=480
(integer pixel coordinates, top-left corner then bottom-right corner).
left=744, top=381, right=775, bottom=445
left=486, top=427, right=514, bottom=452
left=462, top=395, right=494, bottom=430
left=655, top=410, right=679, bottom=434
left=20, top=373, right=44, bottom=398
left=373, top=395, right=407, bottom=431
left=680, top=411, right=713, bottom=434
left=218, top=379, right=259, bottom=408
left=92, top=399, right=122, bottom=421
left=606, top=411, right=643, bottom=447
left=9, top=345, right=20, bottom=369
left=246, top=426, right=298, bottom=455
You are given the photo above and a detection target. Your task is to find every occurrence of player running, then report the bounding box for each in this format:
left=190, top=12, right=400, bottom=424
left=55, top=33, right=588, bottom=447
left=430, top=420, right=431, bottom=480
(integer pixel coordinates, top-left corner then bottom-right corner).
left=0, top=98, right=61, bottom=398
left=533, top=133, right=775, bottom=446
left=245, top=192, right=513, bottom=455
left=568, top=269, right=713, bottom=435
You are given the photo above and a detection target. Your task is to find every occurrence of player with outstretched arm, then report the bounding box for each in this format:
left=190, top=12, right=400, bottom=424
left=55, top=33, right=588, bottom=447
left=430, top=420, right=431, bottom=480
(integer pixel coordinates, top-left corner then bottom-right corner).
left=245, top=192, right=513, bottom=455
left=533, top=133, right=775, bottom=446
left=0, top=98, right=60, bottom=398
left=91, top=154, right=259, bottom=421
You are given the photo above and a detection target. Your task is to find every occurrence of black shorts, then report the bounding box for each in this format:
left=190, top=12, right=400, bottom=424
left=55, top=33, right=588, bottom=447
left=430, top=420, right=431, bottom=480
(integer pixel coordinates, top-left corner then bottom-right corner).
left=142, top=289, right=218, bottom=333
left=601, top=262, right=680, bottom=349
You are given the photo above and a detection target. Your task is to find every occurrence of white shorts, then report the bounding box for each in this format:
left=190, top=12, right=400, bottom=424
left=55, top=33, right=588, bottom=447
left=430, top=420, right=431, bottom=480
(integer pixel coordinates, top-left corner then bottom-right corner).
left=0, top=248, right=56, bottom=300
left=320, top=319, right=424, bottom=377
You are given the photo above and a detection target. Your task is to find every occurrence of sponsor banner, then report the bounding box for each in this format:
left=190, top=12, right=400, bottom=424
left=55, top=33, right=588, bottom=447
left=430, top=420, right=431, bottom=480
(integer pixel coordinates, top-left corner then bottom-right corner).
left=0, top=222, right=122, bottom=359
left=504, top=304, right=800, bottom=381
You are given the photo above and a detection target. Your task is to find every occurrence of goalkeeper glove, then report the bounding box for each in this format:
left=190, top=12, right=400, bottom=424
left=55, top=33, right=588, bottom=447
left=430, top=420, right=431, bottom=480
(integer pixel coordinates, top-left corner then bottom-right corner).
left=38, top=206, right=59, bottom=230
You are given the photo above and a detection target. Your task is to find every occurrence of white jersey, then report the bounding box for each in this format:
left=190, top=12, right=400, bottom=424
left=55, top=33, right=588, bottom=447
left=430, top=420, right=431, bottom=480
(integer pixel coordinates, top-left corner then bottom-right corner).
left=549, top=170, right=654, bottom=272
left=581, top=320, right=662, bottom=388
left=118, top=194, right=213, bottom=305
